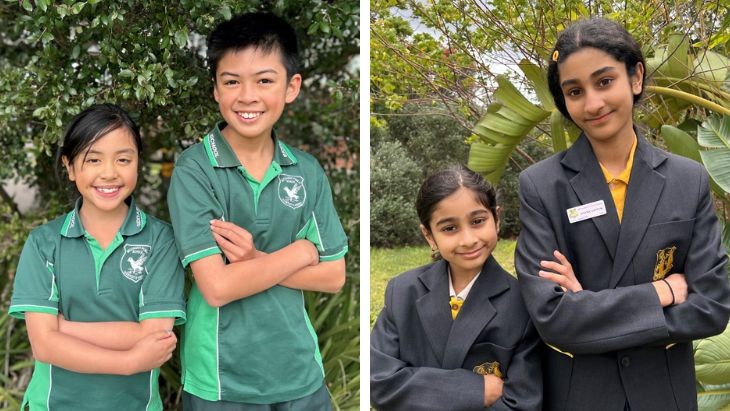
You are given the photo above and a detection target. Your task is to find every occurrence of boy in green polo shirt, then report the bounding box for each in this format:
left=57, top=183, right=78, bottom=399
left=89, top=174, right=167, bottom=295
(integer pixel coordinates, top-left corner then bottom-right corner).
left=167, top=12, right=348, bottom=410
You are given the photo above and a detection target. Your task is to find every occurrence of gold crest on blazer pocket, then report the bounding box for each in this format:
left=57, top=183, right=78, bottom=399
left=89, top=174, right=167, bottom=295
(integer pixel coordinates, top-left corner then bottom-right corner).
left=469, top=342, right=513, bottom=374
left=473, top=361, right=503, bottom=378
left=653, top=245, right=676, bottom=281
left=634, top=219, right=694, bottom=283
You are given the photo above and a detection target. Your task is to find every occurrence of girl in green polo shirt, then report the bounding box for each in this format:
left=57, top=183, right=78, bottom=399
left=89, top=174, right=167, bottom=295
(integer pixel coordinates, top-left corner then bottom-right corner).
left=10, top=104, right=185, bottom=410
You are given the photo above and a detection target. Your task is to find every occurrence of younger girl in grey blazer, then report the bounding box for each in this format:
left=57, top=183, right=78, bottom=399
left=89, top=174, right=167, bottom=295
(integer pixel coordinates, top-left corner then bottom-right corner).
left=372, top=166, right=542, bottom=410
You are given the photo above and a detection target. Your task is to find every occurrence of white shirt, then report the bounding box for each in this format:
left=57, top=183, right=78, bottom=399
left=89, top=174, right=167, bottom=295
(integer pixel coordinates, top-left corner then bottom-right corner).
left=449, top=268, right=481, bottom=301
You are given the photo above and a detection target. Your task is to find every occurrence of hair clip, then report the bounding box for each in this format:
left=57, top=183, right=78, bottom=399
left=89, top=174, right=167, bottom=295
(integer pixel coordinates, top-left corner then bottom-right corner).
left=552, top=50, right=559, bottom=62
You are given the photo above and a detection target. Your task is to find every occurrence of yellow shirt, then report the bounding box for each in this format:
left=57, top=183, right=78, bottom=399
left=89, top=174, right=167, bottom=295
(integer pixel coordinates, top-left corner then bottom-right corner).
left=599, top=137, right=637, bottom=223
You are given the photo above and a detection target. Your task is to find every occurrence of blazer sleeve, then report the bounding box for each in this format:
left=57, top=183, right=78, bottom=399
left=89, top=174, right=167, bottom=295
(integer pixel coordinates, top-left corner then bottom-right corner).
left=370, top=280, right=486, bottom=411
left=515, top=171, right=670, bottom=355
left=660, top=169, right=730, bottom=342
left=490, top=319, right=542, bottom=411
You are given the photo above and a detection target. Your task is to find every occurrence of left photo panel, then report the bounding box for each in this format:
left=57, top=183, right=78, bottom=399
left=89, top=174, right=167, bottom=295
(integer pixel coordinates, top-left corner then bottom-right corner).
left=0, top=2, right=360, bottom=410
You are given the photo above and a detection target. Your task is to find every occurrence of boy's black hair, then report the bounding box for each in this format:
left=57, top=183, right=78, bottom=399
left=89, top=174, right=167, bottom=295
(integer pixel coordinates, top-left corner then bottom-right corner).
left=547, top=18, right=646, bottom=122
left=207, top=12, right=299, bottom=80
left=56, top=103, right=142, bottom=193
left=416, top=165, right=498, bottom=233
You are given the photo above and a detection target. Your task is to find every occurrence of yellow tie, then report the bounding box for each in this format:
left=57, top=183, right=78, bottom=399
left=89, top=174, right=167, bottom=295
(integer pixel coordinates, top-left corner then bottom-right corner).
left=450, top=296, right=464, bottom=319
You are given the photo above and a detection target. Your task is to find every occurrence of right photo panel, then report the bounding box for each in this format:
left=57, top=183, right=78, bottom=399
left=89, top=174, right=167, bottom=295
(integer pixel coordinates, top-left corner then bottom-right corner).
left=369, top=1, right=730, bottom=410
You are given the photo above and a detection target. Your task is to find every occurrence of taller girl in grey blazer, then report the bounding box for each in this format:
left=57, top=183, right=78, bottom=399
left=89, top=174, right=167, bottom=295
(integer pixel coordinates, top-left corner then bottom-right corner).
left=516, top=18, right=730, bottom=411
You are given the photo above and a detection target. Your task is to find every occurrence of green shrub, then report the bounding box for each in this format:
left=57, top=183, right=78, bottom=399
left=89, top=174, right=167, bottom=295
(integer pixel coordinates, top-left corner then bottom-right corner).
left=371, top=140, right=421, bottom=247
left=382, top=109, right=470, bottom=178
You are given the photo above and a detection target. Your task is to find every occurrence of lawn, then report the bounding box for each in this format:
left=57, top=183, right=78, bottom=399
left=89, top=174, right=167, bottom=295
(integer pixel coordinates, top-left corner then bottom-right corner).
left=370, top=239, right=517, bottom=326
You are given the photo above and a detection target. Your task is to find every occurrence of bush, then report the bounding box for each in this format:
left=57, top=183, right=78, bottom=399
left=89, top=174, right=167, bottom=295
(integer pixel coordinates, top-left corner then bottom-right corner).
left=371, top=140, right=422, bottom=247
left=382, top=109, right=470, bottom=178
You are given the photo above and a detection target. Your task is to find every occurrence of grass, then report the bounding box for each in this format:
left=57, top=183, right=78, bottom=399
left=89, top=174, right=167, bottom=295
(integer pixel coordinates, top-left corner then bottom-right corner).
left=370, top=240, right=517, bottom=326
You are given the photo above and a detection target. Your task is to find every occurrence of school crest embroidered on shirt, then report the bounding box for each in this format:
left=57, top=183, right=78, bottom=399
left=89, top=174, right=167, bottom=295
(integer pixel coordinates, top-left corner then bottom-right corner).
left=653, top=246, right=676, bottom=281
left=120, top=244, right=150, bottom=283
left=278, top=174, right=306, bottom=209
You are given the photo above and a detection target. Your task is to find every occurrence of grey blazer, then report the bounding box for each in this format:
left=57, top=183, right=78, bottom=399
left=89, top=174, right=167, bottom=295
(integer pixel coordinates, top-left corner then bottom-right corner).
left=515, top=132, right=730, bottom=411
left=370, top=256, right=542, bottom=411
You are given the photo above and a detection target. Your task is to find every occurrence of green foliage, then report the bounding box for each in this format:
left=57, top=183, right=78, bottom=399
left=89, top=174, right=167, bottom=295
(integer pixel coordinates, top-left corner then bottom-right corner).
left=695, top=321, right=730, bottom=410
left=698, top=116, right=730, bottom=194
left=376, top=105, right=471, bottom=176
left=370, top=139, right=421, bottom=247
left=0, top=1, right=359, bottom=409
left=467, top=74, right=551, bottom=184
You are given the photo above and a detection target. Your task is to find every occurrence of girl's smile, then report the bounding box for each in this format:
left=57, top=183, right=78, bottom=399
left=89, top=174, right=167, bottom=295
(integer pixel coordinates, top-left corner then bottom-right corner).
left=457, top=245, right=487, bottom=260
left=64, top=128, right=138, bottom=222
left=558, top=47, right=643, bottom=146
left=421, top=187, right=499, bottom=281
left=585, top=110, right=614, bottom=125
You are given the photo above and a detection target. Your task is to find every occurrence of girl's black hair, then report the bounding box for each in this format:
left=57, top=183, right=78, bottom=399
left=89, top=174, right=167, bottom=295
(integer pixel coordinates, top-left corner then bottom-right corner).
left=416, top=165, right=498, bottom=232
left=56, top=103, right=142, bottom=192
left=207, top=12, right=299, bottom=81
left=547, top=18, right=646, bottom=122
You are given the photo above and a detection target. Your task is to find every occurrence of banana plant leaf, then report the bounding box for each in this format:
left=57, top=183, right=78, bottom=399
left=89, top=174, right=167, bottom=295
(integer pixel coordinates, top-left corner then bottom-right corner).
left=697, top=382, right=730, bottom=411
left=695, top=321, right=730, bottom=385
left=698, top=116, right=730, bottom=194
left=696, top=321, right=730, bottom=410
left=660, top=125, right=724, bottom=197
left=643, top=34, right=730, bottom=128
left=467, top=75, right=550, bottom=185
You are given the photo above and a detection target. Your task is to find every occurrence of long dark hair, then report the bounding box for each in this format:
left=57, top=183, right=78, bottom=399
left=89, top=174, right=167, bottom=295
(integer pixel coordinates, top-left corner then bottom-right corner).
left=547, top=18, right=646, bottom=122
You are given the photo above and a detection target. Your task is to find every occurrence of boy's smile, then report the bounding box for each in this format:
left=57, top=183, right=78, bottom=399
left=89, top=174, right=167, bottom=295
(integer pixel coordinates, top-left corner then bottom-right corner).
left=213, top=47, right=301, bottom=145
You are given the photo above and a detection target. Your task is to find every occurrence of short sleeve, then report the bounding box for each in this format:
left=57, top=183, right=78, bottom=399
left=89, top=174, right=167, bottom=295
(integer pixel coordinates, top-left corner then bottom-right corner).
left=168, top=162, right=224, bottom=267
left=297, top=166, right=348, bottom=262
left=139, top=226, right=186, bottom=325
left=9, top=232, right=59, bottom=319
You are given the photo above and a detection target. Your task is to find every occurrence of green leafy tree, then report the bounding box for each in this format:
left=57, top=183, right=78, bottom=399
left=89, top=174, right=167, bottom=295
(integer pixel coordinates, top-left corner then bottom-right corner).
left=0, top=1, right=359, bottom=409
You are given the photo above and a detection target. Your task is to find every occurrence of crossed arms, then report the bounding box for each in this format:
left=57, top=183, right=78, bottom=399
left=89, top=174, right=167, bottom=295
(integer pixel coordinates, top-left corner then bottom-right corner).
left=189, top=219, right=346, bottom=308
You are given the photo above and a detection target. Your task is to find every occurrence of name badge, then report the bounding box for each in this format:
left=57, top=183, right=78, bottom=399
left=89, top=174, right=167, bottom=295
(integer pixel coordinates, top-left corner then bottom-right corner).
left=566, top=200, right=606, bottom=224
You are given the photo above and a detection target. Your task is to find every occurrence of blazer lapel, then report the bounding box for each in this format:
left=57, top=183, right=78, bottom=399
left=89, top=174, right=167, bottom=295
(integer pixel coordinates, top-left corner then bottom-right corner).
left=562, top=135, right=620, bottom=260
left=415, top=259, right=454, bottom=364
left=609, top=137, right=667, bottom=288
left=442, top=257, right=509, bottom=369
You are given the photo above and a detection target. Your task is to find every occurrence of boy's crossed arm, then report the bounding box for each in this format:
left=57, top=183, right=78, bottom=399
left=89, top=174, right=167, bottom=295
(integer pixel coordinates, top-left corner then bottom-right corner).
left=207, top=219, right=345, bottom=296
left=190, top=220, right=341, bottom=307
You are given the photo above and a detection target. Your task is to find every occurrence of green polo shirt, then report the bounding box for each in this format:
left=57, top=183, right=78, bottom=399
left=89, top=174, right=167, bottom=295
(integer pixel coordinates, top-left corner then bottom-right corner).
left=9, top=198, right=186, bottom=411
left=168, top=123, right=348, bottom=404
